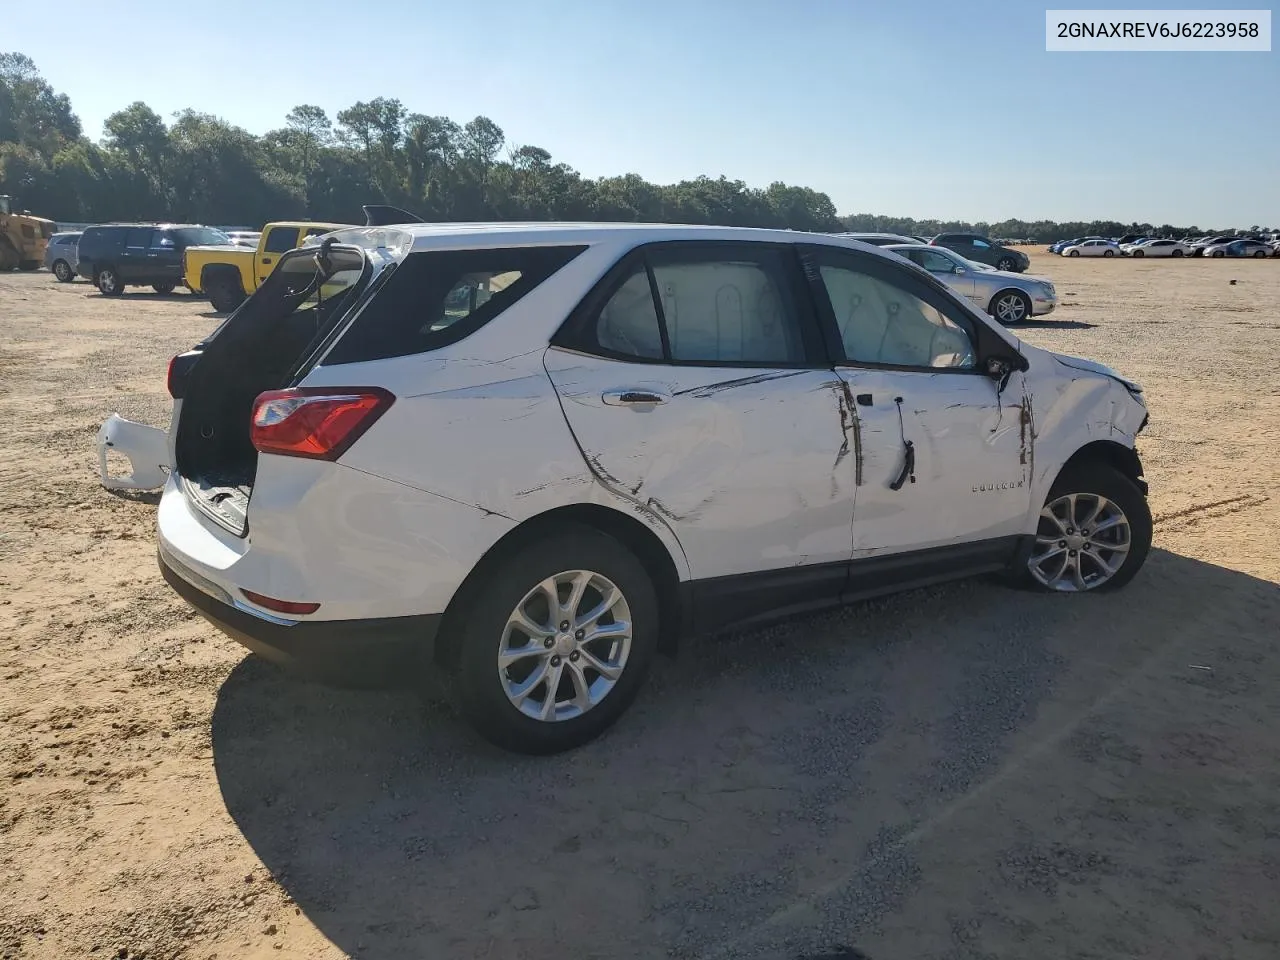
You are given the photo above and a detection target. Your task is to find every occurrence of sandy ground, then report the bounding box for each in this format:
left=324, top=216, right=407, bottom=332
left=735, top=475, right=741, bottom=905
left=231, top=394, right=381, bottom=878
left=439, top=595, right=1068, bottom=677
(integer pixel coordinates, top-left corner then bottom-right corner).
left=1, top=251, right=1278, bottom=960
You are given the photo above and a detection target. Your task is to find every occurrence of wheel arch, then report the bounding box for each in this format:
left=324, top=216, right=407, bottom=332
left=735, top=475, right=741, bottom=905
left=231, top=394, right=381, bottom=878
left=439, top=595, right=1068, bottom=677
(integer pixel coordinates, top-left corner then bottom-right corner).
left=1057, top=440, right=1147, bottom=495
left=987, top=285, right=1032, bottom=313
left=432, top=502, right=686, bottom=670
left=200, top=262, right=243, bottom=292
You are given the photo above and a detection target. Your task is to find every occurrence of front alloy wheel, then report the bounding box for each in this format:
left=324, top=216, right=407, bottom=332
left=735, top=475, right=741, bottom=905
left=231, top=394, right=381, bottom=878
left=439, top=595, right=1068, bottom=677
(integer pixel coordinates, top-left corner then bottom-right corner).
left=992, top=290, right=1030, bottom=325
left=1029, top=493, right=1130, bottom=591
left=1024, top=464, right=1151, bottom=593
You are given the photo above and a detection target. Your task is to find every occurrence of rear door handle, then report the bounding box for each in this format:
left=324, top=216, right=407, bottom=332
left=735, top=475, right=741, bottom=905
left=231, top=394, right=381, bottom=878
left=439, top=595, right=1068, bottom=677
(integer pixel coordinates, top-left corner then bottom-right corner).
left=856, top=393, right=873, bottom=406
left=602, top=389, right=670, bottom=406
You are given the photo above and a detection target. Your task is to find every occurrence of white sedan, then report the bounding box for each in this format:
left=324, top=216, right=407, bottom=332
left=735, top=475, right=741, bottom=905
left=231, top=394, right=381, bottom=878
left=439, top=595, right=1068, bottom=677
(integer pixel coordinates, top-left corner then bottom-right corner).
left=1061, top=239, right=1122, bottom=258
left=1125, top=239, right=1189, bottom=258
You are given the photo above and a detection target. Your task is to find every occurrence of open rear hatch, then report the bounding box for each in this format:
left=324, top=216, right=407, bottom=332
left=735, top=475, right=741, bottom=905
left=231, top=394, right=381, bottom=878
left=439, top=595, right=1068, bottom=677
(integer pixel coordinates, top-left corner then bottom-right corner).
left=170, top=241, right=376, bottom=535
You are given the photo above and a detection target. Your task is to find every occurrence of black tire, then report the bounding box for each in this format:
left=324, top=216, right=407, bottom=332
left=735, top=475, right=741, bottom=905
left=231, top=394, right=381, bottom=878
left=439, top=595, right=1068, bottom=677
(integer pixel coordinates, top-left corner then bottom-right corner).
left=207, top=278, right=246, bottom=313
left=17, top=260, right=39, bottom=271
left=996, top=257, right=1016, bottom=271
left=1068, top=249, right=1080, bottom=257
left=1132, top=249, right=1144, bottom=257
left=1171, top=249, right=1183, bottom=257
left=450, top=525, right=659, bottom=754
left=152, top=282, right=176, bottom=294
left=96, top=266, right=123, bottom=296
left=1103, top=249, right=1115, bottom=257
left=52, top=259, right=74, bottom=282
left=1253, top=250, right=1267, bottom=259
left=1212, top=250, right=1225, bottom=258
left=1021, top=462, right=1152, bottom=593
left=989, top=289, right=1032, bottom=326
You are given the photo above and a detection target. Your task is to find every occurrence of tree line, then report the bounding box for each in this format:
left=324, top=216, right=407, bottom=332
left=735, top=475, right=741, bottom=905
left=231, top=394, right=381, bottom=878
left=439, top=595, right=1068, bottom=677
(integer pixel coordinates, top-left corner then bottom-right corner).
left=2, top=52, right=1272, bottom=242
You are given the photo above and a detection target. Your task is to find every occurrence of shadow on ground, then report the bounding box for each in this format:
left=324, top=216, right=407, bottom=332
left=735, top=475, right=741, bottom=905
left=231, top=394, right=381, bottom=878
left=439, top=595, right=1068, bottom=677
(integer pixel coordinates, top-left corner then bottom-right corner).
left=211, top=550, right=1280, bottom=960
left=1008, top=318, right=1098, bottom=330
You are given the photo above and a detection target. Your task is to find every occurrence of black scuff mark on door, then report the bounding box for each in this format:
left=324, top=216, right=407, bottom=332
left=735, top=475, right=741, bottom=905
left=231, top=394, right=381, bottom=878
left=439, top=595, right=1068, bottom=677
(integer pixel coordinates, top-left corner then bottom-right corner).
left=674, top=370, right=806, bottom=398
left=1020, top=392, right=1037, bottom=484
left=835, top=379, right=864, bottom=485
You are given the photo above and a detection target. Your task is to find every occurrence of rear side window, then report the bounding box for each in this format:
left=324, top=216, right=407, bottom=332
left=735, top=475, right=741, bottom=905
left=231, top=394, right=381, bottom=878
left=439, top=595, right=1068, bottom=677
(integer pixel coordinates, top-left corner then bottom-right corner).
left=325, top=245, right=587, bottom=365
left=125, top=228, right=154, bottom=249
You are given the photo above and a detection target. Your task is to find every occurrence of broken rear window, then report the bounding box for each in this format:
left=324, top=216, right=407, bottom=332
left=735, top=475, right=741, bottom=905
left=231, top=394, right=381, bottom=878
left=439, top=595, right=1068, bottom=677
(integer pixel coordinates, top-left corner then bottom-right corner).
left=323, top=245, right=587, bottom=364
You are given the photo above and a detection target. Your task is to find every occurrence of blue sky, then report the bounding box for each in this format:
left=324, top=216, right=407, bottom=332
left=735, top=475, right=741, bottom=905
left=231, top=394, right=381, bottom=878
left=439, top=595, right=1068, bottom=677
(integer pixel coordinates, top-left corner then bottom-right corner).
left=8, top=0, right=1277, bottom=225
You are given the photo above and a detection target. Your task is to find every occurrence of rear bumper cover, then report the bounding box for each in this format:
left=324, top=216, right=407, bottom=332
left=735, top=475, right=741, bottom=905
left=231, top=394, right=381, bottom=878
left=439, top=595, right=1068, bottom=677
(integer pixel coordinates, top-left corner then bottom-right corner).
left=159, top=547, right=440, bottom=687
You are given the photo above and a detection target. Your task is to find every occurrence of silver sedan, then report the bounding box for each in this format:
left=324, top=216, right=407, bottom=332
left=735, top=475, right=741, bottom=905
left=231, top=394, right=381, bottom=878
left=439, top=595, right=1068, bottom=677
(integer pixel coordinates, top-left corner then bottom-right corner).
left=885, top=243, right=1057, bottom=324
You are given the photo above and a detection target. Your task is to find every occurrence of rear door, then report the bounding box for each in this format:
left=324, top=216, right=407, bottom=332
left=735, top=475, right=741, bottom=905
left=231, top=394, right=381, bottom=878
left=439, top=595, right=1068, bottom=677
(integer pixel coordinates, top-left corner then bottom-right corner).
left=148, top=229, right=183, bottom=283
left=120, top=227, right=155, bottom=282
left=545, top=241, right=856, bottom=631
left=256, top=225, right=300, bottom=288
left=801, top=244, right=1031, bottom=567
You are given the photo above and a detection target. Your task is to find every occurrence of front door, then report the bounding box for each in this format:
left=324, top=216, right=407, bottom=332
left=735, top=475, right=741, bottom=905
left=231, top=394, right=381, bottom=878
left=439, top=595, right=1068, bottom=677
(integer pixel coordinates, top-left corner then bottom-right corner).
left=903, top=246, right=977, bottom=303
left=801, top=245, right=1032, bottom=566
left=545, top=242, right=857, bottom=631
left=256, top=225, right=300, bottom=288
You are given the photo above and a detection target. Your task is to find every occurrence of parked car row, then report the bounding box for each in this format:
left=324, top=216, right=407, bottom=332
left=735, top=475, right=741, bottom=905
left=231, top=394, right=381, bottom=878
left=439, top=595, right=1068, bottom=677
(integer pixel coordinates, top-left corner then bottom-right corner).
left=1048, top=234, right=1279, bottom=258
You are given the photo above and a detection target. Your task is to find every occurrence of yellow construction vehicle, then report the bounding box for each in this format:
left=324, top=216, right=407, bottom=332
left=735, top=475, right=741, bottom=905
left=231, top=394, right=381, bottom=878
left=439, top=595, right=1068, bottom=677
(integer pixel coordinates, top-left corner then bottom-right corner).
left=0, top=195, right=57, bottom=271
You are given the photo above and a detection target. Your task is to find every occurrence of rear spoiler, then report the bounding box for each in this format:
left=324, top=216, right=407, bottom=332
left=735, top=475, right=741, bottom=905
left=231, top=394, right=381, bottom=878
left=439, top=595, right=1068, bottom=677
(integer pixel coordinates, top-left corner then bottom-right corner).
left=362, top=204, right=425, bottom=226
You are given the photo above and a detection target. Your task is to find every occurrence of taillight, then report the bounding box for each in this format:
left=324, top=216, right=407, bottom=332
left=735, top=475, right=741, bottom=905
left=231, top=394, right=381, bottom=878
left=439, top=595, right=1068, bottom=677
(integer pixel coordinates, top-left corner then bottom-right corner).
left=240, top=589, right=320, bottom=616
left=250, top=387, right=394, bottom=460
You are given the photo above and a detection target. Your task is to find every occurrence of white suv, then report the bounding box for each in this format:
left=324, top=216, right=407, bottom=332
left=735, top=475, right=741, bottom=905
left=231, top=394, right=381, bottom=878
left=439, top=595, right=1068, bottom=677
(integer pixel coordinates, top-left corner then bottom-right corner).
left=157, top=223, right=1152, bottom=753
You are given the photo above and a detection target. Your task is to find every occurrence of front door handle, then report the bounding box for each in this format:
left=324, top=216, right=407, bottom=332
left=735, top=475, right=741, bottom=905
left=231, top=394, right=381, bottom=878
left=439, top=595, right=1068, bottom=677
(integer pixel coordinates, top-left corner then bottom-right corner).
left=261, top=257, right=273, bottom=265
left=602, top=389, right=670, bottom=407
left=856, top=393, right=873, bottom=406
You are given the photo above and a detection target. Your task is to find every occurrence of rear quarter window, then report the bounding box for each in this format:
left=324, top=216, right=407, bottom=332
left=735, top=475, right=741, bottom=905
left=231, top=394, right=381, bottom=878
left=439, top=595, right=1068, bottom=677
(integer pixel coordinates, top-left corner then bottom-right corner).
left=324, top=245, right=587, bottom=364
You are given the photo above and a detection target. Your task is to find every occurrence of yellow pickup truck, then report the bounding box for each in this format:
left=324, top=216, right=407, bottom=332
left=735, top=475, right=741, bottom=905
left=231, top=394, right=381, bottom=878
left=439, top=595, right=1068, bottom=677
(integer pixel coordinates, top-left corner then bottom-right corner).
left=183, top=220, right=350, bottom=311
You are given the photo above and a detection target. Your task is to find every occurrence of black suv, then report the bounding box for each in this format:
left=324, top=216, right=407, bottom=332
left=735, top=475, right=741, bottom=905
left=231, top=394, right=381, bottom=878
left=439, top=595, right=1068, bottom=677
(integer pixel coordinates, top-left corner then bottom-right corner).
left=76, top=223, right=231, bottom=295
left=930, top=233, right=1029, bottom=273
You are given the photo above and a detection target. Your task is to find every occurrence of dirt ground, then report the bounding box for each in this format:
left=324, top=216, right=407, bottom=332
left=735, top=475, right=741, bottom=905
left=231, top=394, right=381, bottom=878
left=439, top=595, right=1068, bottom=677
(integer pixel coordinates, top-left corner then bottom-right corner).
left=1, top=250, right=1278, bottom=960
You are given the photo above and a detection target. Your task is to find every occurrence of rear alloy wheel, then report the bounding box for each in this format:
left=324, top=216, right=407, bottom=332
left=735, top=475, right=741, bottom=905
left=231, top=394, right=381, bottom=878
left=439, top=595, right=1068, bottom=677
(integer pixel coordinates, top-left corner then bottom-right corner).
left=1171, top=249, right=1182, bottom=257
left=96, top=267, right=123, bottom=296
left=1103, top=249, right=1115, bottom=257
left=1254, top=250, right=1267, bottom=259
left=1025, top=465, right=1151, bottom=593
left=451, top=526, right=658, bottom=754
left=996, top=257, right=1016, bottom=271
left=991, top=290, right=1031, bottom=325
left=52, top=260, right=74, bottom=282
left=152, top=282, right=176, bottom=294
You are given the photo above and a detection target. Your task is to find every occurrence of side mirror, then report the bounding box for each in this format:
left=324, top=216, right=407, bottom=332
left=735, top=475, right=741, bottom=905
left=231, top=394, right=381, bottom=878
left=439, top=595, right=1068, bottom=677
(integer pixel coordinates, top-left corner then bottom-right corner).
left=953, top=266, right=966, bottom=275
left=985, top=356, right=1012, bottom=382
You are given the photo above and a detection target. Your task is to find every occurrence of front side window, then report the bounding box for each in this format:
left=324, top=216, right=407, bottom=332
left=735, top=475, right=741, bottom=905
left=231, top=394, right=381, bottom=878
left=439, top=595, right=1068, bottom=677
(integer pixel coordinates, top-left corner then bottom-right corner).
left=913, top=249, right=959, bottom=274
left=264, top=227, right=301, bottom=253
left=173, top=227, right=232, bottom=247
left=815, top=257, right=975, bottom=370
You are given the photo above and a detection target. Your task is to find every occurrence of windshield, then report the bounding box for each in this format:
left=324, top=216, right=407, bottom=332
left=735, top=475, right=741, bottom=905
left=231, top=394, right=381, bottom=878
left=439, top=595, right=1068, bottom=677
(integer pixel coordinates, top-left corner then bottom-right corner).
left=174, top=226, right=232, bottom=246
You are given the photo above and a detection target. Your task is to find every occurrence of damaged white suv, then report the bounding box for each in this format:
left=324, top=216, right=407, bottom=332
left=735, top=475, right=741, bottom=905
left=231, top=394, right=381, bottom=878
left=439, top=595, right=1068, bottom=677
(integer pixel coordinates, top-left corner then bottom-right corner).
left=156, top=223, right=1151, bottom=753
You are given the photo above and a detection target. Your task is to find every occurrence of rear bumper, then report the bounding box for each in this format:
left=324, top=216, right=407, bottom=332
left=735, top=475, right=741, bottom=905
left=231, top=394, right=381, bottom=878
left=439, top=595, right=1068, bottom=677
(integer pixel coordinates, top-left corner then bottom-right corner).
left=159, top=546, right=440, bottom=688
